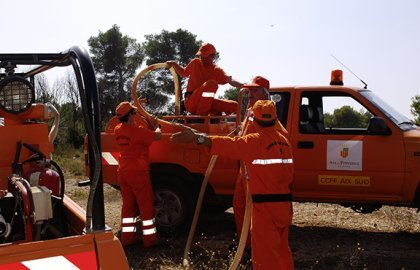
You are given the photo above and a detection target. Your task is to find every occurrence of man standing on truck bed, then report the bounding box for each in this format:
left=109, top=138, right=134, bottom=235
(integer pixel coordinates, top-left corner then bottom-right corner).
left=166, top=43, right=244, bottom=115
left=114, top=101, right=162, bottom=248
left=171, top=100, right=294, bottom=270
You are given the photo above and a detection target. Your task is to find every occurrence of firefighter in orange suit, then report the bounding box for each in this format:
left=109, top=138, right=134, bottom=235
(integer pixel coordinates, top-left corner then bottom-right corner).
left=233, top=76, right=288, bottom=248
left=171, top=100, right=294, bottom=270
left=166, top=43, right=243, bottom=115
left=114, top=101, right=162, bottom=248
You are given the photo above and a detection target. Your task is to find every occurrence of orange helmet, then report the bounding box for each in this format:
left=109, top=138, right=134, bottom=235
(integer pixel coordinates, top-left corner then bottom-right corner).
left=115, top=101, right=136, bottom=117
left=253, top=100, right=276, bottom=122
left=243, top=76, right=270, bottom=90
left=196, top=43, right=216, bottom=57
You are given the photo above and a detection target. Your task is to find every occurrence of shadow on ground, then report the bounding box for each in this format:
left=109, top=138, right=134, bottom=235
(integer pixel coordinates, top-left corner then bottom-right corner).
left=290, top=225, right=420, bottom=270
left=123, top=211, right=420, bottom=269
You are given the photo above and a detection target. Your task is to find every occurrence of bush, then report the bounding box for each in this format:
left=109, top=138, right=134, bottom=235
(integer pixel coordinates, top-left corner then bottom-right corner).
left=53, top=145, right=85, bottom=177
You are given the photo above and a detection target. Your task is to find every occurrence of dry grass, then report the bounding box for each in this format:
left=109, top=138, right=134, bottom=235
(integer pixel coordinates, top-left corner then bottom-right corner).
left=54, top=146, right=85, bottom=176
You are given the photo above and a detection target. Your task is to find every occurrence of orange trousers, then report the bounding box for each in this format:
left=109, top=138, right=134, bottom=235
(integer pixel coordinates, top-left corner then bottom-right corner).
left=251, top=202, right=294, bottom=270
left=185, top=79, right=237, bottom=115
left=118, top=170, right=158, bottom=247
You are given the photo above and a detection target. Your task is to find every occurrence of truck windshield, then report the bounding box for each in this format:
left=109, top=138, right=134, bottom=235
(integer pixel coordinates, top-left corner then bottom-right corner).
left=360, top=90, right=417, bottom=131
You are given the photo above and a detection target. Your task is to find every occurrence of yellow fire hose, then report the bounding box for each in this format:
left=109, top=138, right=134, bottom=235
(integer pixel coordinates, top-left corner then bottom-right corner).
left=229, top=167, right=252, bottom=270
left=131, top=62, right=201, bottom=143
left=182, top=154, right=218, bottom=267
left=182, top=89, right=250, bottom=268
left=132, top=62, right=181, bottom=119
left=132, top=63, right=252, bottom=268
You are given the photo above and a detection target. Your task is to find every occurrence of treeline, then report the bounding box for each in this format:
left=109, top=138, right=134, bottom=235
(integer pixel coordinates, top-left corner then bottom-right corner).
left=37, top=26, right=204, bottom=148
left=35, top=25, right=420, bottom=148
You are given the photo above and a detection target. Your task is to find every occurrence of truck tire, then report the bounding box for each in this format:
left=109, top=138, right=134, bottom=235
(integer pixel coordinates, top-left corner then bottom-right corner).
left=152, top=177, right=194, bottom=234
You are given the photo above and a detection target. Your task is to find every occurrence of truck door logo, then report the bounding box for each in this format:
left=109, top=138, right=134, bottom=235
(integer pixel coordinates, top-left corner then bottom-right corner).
left=327, top=140, right=363, bottom=171
left=340, top=147, right=349, bottom=158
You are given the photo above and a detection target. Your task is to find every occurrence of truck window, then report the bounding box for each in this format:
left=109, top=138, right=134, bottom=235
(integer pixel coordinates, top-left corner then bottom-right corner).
left=299, top=92, right=373, bottom=135
left=271, top=92, right=290, bottom=128
left=360, top=90, right=416, bottom=131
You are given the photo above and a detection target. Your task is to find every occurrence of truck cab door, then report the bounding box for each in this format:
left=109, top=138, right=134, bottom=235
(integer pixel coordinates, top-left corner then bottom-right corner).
left=291, top=90, right=405, bottom=203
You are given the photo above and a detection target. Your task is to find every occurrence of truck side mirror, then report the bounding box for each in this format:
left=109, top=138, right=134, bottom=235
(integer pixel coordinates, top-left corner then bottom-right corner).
left=367, top=116, right=391, bottom=135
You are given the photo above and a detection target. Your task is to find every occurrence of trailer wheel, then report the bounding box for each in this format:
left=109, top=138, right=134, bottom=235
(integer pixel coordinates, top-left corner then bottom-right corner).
left=153, top=178, right=193, bottom=234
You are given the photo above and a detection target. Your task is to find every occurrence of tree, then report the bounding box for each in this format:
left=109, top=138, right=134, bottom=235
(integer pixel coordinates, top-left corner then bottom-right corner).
left=323, top=112, right=333, bottom=127
left=142, top=29, right=202, bottom=114
left=54, top=72, right=84, bottom=147
left=35, top=74, right=53, bottom=103
left=88, top=24, right=144, bottom=124
left=222, top=87, right=247, bottom=117
left=410, top=95, right=420, bottom=124
left=222, top=87, right=240, bottom=101
left=35, top=73, right=65, bottom=105
left=144, top=29, right=201, bottom=68
left=324, top=106, right=371, bottom=128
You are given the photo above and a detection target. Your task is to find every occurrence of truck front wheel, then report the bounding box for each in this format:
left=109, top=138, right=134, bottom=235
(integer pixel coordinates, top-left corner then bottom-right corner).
left=152, top=178, right=194, bottom=234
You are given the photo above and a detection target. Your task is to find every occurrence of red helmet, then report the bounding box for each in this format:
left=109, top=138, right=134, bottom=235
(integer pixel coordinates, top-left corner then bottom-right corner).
left=116, top=101, right=136, bottom=117
left=196, top=43, right=216, bottom=57
left=243, top=76, right=270, bottom=90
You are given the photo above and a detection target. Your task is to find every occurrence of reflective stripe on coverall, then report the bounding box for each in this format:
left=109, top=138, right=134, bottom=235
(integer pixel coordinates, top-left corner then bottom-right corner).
left=183, top=58, right=237, bottom=115
left=114, top=123, right=158, bottom=247
left=210, top=124, right=294, bottom=270
left=233, top=108, right=289, bottom=248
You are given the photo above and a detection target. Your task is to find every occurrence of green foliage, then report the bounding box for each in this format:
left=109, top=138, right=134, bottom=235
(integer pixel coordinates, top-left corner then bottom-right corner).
left=324, top=106, right=371, bottom=128
left=222, top=87, right=247, bottom=117
left=89, top=24, right=144, bottom=78
left=323, top=112, right=333, bottom=127
left=222, top=87, right=239, bottom=101
left=53, top=146, right=85, bottom=177
left=57, top=103, right=84, bottom=147
left=137, top=72, right=175, bottom=114
left=35, top=27, right=205, bottom=151
left=410, top=95, right=420, bottom=124
left=144, top=29, right=201, bottom=67
left=88, top=24, right=144, bottom=124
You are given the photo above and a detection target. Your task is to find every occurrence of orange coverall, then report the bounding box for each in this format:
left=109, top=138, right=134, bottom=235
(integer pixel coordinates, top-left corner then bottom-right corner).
left=183, top=58, right=237, bottom=115
left=210, top=123, right=294, bottom=270
left=233, top=109, right=289, bottom=247
left=114, top=122, right=158, bottom=247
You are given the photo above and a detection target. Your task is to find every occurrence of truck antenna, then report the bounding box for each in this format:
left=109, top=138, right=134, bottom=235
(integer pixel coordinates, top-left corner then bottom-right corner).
left=330, top=54, right=368, bottom=89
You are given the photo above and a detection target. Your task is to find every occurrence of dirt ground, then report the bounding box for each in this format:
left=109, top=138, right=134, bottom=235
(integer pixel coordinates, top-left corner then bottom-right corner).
left=67, top=178, right=420, bottom=270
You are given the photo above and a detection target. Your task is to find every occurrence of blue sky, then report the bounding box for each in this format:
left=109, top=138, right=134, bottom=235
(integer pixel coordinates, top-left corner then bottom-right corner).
left=1, top=0, right=419, bottom=118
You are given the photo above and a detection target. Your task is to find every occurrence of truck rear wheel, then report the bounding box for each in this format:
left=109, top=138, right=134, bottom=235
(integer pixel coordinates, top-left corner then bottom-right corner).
left=152, top=177, right=194, bottom=234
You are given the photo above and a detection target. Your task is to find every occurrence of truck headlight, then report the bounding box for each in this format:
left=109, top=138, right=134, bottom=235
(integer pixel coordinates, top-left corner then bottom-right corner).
left=0, top=76, right=35, bottom=114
